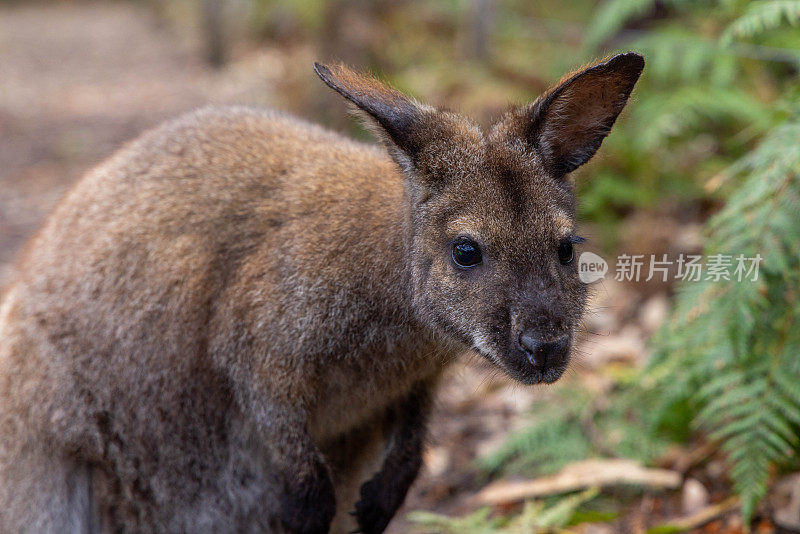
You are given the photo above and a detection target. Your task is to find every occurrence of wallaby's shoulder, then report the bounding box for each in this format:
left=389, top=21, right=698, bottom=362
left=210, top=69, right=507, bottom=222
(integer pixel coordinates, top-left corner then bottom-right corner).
left=23, top=103, right=398, bottom=259
left=122, top=105, right=386, bottom=168
left=139, top=105, right=350, bottom=145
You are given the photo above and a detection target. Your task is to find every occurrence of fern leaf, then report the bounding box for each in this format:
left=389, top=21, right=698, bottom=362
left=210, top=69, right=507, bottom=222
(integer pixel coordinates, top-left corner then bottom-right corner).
left=584, top=0, right=659, bottom=50
left=722, top=0, right=800, bottom=44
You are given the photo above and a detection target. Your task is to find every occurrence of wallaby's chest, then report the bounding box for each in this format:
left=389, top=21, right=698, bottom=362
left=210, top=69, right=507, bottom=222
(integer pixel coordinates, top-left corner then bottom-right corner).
left=306, top=337, right=448, bottom=443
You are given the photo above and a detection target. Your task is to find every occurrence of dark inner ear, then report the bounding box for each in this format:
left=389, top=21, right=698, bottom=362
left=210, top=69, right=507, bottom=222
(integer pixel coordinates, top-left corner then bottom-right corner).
left=314, top=62, right=424, bottom=156
left=527, top=52, right=644, bottom=176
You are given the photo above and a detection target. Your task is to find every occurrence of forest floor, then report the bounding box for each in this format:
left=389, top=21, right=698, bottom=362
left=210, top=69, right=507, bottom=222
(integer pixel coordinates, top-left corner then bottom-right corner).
left=1, top=3, right=791, bottom=533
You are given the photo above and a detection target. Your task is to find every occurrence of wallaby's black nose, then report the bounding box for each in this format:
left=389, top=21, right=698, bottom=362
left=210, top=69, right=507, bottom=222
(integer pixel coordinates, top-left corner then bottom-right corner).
left=518, top=331, right=570, bottom=370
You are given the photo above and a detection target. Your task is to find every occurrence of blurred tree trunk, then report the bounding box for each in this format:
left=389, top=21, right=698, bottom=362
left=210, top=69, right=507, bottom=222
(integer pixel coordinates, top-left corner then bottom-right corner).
left=466, top=0, right=494, bottom=62
left=314, top=0, right=393, bottom=130
left=201, top=0, right=227, bottom=67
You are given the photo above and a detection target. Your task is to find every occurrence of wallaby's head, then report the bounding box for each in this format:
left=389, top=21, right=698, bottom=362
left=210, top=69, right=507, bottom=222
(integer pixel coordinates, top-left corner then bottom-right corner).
left=315, top=54, right=643, bottom=384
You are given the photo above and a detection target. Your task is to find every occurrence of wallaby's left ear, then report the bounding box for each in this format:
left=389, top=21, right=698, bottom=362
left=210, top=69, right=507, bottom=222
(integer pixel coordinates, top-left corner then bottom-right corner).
left=523, top=52, right=644, bottom=176
left=314, top=62, right=432, bottom=163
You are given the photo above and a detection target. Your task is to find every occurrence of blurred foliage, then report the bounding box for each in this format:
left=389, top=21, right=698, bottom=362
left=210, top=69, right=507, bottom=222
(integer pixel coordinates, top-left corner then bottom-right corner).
left=479, top=382, right=671, bottom=478
left=579, top=0, right=796, bottom=241
left=408, top=487, right=599, bottom=534
left=722, top=0, right=800, bottom=43
left=597, top=0, right=800, bottom=522
left=644, top=102, right=800, bottom=521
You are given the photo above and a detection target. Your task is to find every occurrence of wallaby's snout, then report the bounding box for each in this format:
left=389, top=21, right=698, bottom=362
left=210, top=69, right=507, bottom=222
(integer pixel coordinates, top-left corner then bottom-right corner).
left=482, top=276, right=583, bottom=386
left=506, top=270, right=584, bottom=384
left=518, top=332, right=571, bottom=384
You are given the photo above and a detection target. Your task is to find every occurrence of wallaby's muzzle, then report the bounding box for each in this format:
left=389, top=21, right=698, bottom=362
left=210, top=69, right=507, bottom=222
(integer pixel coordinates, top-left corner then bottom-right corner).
left=518, top=332, right=571, bottom=384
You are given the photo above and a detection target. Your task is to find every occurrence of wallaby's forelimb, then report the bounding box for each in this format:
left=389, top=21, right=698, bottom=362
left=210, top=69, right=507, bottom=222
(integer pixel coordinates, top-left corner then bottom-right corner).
left=260, top=405, right=337, bottom=533
left=354, top=381, right=433, bottom=534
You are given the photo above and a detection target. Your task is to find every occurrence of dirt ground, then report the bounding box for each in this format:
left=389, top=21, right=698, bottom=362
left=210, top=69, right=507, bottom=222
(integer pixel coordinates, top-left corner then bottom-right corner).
left=0, top=1, right=290, bottom=284
left=0, top=2, right=676, bottom=532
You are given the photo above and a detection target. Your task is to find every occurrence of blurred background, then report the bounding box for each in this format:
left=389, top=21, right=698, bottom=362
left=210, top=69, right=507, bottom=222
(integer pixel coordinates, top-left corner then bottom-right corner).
left=1, top=0, right=799, bottom=532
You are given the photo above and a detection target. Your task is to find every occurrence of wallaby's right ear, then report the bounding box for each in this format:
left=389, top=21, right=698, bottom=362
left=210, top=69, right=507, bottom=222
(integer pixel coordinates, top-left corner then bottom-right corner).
left=314, top=63, right=432, bottom=162
left=509, top=52, right=644, bottom=177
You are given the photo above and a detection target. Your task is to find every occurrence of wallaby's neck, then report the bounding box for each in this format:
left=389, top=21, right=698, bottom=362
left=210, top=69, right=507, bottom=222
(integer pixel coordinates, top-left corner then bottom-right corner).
left=356, top=159, right=450, bottom=352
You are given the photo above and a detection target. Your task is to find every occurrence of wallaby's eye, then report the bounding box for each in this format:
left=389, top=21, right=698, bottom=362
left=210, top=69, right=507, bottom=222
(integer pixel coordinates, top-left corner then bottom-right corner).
left=558, top=235, right=584, bottom=265
left=557, top=241, right=574, bottom=265
left=452, top=240, right=482, bottom=268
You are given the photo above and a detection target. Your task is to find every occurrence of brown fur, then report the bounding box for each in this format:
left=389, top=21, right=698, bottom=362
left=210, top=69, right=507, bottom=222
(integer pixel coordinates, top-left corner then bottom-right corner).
left=0, top=54, right=642, bottom=533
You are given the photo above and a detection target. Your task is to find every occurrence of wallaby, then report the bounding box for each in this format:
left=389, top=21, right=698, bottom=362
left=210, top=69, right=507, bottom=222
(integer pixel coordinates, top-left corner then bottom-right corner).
left=0, top=53, right=643, bottom=533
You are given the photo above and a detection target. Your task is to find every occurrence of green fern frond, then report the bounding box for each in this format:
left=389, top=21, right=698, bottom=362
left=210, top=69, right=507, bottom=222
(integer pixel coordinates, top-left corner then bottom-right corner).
left=480, top=383, right=670, bottom=480
left=584, top=0, right=660, bottom=50
left=646, top=102, right=800, bottom=523
left=722, top=0, right=800, bottom=44
left=407, top=507, right=501, bottom=534
left=479, top=388, right=592, bottom=476
left=629, top=86, right=773, bottom=151
left=625, top=29, right=738, bottom=86
left=407, top=489, right=599, bottom=534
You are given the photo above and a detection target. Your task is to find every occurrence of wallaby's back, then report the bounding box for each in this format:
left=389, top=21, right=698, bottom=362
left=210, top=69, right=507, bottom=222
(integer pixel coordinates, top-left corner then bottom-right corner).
left=0, top=106, right=414, bottom=532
